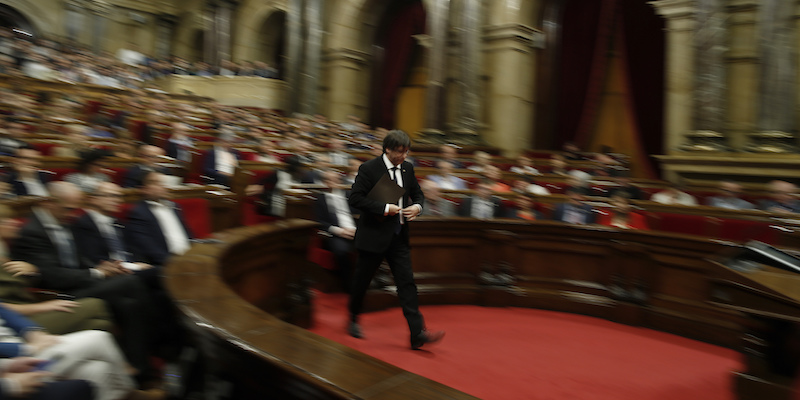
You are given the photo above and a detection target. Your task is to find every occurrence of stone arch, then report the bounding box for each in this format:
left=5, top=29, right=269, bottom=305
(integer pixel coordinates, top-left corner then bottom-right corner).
left=233, top=2, right=287, bottom=62
left=172, top=9, right=204, bottom=60
left=0, top=0, right=59, bottom=37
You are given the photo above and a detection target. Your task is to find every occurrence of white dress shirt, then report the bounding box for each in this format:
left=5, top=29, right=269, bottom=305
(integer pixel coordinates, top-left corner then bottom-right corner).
left=147, top=201, right=191, bottom=256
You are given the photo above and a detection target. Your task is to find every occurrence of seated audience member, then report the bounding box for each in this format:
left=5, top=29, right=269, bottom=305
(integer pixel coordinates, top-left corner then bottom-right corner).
left=467, top=151, right=492, bottom=173
left=125, top=172, right=193, bottom=267
left=122, top=145, right=168, bottom=188
left=458, top=179, right=505, bottom=219
left=592, top=153, right=623, bottom=177
left=438, top=144, right=464, bottom=169
left=707, top=181, right=755, bottom=210
left=650, top=182, right=697, bottom=206
left=483, top=165, right=511, bottom=193
left=606, top=175, right=643, bottom=200
left=566, top=175, right=595, bottom=197
left=255, top=138, right=280, bottom=163
left=515, top=176, right=550, bottom=196
left=342, top=158, right=361, bottom=187
left=202, top=133, right=241, bottom=187
left=164, top=122, right=194, bottom=163
left=759, top=180, right=800, bottom=214
left=314, top=171, right=356, bottom=290
left=505, top=193, right=540, bottom=221
left=7, top=147, right=49, bottom=197
left=86, top=117, right=114, bottom=139
left=598, top=195, right=649, bottom=230
left=562, top=142, right=583, bottom=160
left=548, top=154, right=570, bottom=176
left=552, top=187, right=596, bottom=225
left=509, top=155, right=540, bottom=176
left=420, top=180, right=457, bottom=217
left=63, top=149, right=112, bottom=193
left=428, top=160, right=468, bottom=190
left=326, top=138, right=352, bottom=166
left=10, top=181, right=155, bottom=377
left=0, top=120, right=28, bottom=156
left=51, top=125, right=90, bottom=158
left=0, top=204, right=112, bottom=335
left=0, top=304, right=166, bottom=400
left=246, top=156, right=315, bottom=217
left=113, top=140, right=138, bottom=160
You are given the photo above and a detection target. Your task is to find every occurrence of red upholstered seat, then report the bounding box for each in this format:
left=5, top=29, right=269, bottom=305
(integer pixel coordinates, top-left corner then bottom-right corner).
left=644, top=212, right=719, bottom=237
left=308, top=233, right=335, bottom=271
left=240, top=196, right=278, bottom=226
left=715, top=218, right=783, bottom=245
left=173, top=198, right=212, bottom=238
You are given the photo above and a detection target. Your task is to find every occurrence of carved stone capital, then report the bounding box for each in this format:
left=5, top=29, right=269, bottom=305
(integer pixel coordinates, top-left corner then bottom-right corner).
left=649, top=0, right=696, bottom=20
left=323, top=48, right=369, bottom=68
left=482, top=23, right=543, bottom=53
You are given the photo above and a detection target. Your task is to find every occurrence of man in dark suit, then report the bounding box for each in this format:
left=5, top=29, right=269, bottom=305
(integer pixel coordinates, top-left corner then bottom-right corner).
left=759, top=180, right=800, bottom=214
left=458, top=179, right=505, bottom=218
left=202, top=133, right=241, bottom=188
left=121, top=144, right=168, bottom=188
left=314, top=170, right=356, bottom=290
left=347, top=130, right=444, bottom=350
left=552, top=187, right=597, bottom=225
left=9, top=181, right=152, bottom=376
left=125, top=172, right=193, bottom=267
left=7, top=147, right=50, bottom=197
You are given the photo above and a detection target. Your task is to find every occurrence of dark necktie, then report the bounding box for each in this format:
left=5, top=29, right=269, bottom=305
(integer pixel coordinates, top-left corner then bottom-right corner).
left=106, top=223, right=129, bottom=262
left=390, top=167, right=402, bottom=233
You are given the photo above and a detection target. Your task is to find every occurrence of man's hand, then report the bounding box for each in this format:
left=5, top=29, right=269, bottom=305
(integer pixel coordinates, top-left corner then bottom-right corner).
left=5, top=372, right=51, bottom=396
left=95, top=260, right=129, bottom=277
left=386, top=205, right=401, bottom=216
left=3, top=261, right=38, bottom=277
left=5, top=357, right=44, bottom=373
left=402, top=205, right=421, bottom=221
left=25, top=331, right=60, bottom=354
left=33, top=300, right=78, bottom=314
left=133, top=262, right=154, bottom=270
left=337, top=227, right=356, bottom=240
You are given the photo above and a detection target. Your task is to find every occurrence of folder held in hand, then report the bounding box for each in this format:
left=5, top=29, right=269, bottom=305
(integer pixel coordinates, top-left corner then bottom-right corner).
left=367, top=173, right=405, bottom=205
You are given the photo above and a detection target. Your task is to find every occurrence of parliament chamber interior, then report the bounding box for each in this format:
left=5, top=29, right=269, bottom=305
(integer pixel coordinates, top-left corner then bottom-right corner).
left=0, top=0, right=797, bottom=399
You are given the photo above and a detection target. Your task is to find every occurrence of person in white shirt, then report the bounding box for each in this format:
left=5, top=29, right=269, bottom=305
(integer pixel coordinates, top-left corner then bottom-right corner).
left=650, top=184, right=697, bottom=206
left=314, top=171, right=357, bottom=290
left=428, top=160, right=468, bottom=190
left=509, top=155, right=541, bottom=176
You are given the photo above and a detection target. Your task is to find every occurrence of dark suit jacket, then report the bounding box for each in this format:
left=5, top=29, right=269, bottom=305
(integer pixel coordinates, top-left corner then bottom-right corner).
left=552, top=202, right=597, bottom=224
left=72, top=212, right=134, bottom=265
left=166, top=139, right=193, bottom=163
left=348, top=156, right=424, bottom=253
left=458, top=196, right=505, bottom=218
left=202, top=147, right=242, bottom=186
left=124, top=200, right=193, bottom=266
left=10, top=212, right=97, bottom=292
left=7, top=170, right=50, bottom=196
left=121, top=164, right=167, bottom=188
left=314, top=192, right=356, bottom=233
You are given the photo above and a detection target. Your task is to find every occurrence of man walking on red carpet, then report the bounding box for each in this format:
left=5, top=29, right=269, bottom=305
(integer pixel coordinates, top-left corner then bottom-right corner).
left=347, top=130, right=445, bottom=350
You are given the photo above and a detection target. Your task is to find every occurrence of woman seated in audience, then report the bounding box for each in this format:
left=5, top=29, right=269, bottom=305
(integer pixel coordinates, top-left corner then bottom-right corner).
left=597, top=194, right=649, bottom=230
left=255, top=138, right=280, bottom=164
left=547, top=154, right=570, bottom=176
left=483, top=165, right=511, bottom=193
left=505, top=193, right=540, bottom=221
left=509, top=155, right=540, bottom=176
left=63, top=149, right=113, bottom=193
left=0, top=303, right=165, bottom=400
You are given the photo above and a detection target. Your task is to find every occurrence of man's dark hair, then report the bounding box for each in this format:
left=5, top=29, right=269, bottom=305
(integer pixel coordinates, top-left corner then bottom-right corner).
left=382, top=130, right=411, bottom=152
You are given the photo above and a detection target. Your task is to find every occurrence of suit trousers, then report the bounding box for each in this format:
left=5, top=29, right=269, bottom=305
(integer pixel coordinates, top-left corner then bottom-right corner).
left=37, top=330, right=135, bottom=400
left=348, top=232, right=424, bottom=339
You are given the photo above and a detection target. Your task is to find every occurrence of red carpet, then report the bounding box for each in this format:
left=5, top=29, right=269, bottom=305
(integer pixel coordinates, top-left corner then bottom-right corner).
left=309, top=292, right=742, bottom=400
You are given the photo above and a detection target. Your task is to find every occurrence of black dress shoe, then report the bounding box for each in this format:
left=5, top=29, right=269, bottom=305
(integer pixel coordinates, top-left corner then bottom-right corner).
left=411, top=330, right=445, bottom=350
left=348, top=322, right=364, bottom=339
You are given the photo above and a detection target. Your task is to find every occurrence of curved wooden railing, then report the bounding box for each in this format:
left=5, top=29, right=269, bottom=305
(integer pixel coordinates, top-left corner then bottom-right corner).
left=165, top=218, right=800, bottom=399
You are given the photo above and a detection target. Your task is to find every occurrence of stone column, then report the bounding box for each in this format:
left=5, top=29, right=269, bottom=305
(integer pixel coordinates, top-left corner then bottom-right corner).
left=690, top=0, right=727, bottom=148
left=64, top=1, right=85, bottom=44
left=482, top=23, right=540, bottom=154
left=417, top=0, right=450, bottom=143
left=216, top=0, right=235, bottom=63
left=724, top=0, right=759, bottom=150
left=285, top=0, right=304, bottom=114
left=322, top=48, right=369, bottom=120
left=300, top=0, right=324, bottom=115
left=650, top=0, right=697, bottom=154
left=451, top=0, right=483, bottom=144
left=747, top=0, right=797, bottom=152
left=204, top=2, right=217, bottom=65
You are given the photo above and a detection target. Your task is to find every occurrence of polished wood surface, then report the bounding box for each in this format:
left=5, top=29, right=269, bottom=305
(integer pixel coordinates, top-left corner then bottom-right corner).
left=164, top=219, right=478, bottom=399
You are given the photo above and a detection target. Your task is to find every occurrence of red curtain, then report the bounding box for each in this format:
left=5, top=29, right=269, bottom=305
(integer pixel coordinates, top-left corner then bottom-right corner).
left=373, top=1, right=426, bottom=129
left=555, top=0, right=665, bottom=169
